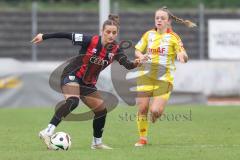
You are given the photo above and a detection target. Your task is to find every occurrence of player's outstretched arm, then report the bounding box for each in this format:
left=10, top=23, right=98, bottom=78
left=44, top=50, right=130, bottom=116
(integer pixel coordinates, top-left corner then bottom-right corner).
left=115, top=53, right=141, bottom=70
left=31, top=32, right=73, bottom=44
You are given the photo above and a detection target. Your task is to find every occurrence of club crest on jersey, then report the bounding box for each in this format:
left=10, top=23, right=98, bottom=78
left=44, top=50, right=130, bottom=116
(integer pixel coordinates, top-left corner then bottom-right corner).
left=108, top=52, right=114, bottom=61
left=92, top=48, right=97, bottom=54
left=160, top=39, right=169, bottom=44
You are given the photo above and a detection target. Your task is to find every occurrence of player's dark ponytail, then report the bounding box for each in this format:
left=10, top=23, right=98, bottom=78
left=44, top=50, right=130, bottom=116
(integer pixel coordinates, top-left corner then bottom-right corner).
left=103, top=14, right=120, bottom=31
left=157, top=6, right=197, bottom=28
left=108, top=14, right=120, bottom=26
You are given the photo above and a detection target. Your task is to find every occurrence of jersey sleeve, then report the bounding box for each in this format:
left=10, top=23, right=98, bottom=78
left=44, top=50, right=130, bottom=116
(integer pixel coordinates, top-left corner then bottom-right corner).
left=114, top=48, right=137, bottom=70
left=42, top=32, right=92, bottom=47
left=135, top=32, right=148, bottom=53
left=42, top=32, right=72, bottom=40
left=72, top=33, right=92, bottom=46
left=173, top=34, right=186, bottom=53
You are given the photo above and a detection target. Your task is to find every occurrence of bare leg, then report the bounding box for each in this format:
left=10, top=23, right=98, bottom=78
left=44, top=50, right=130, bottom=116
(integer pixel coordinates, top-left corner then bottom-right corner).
left=150, top=96, right=168, bottom=123
left=80, top=91, right=112, bottom=149
left=135, top=92, right=152, bottom=146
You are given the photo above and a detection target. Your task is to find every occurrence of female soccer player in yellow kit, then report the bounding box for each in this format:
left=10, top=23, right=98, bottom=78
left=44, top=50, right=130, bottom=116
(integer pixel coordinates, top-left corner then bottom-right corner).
left=134, top=7, right=196, bottom=146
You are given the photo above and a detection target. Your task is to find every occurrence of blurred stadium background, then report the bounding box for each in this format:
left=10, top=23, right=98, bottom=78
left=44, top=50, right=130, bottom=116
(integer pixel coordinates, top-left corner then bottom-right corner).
left=1, top=0, right=240, bottom=106
left=1, top=0, right=240, bottom=159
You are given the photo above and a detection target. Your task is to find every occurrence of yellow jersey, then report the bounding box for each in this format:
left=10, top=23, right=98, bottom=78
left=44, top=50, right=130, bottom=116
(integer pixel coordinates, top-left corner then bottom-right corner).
left=135, top=28, right=185, bottom=84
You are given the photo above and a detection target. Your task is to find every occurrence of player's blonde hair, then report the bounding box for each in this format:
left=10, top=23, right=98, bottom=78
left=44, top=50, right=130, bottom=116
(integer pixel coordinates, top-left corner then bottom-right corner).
left=103, top=14, right=120, bottom=31
left=157, top=6, right=197, bottom=28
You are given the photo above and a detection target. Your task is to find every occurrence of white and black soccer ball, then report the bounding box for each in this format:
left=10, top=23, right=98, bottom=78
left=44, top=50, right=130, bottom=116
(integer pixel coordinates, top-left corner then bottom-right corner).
left=49, top=132, right=71, bottom=150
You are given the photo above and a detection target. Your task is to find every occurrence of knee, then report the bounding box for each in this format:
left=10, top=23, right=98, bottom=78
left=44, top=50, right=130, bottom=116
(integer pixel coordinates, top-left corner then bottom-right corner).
left=150, top=108, right=163, bottom=118
left=66, top=97, right=79, bottom=110
left=137, top=102, right=149, bottom=115
left=55, top=97, right=79, bottom=118
left=94, top=107, right=107, bottom=118
left=139, top=107, right=148, bottom=115
left=150, top=109, right=159, bottom=117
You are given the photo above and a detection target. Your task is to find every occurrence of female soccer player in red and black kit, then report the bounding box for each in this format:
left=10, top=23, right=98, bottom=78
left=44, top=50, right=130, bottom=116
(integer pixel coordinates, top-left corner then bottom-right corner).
left=31, top=14, right=141, bottom=149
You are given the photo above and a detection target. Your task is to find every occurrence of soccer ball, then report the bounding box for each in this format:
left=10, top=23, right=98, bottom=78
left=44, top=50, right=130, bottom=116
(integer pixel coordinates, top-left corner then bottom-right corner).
left=49, top=132, right=71, bottom=150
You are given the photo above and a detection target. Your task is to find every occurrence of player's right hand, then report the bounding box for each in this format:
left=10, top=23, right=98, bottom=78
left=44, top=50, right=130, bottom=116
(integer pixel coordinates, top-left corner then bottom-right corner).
left=139, top=54, right=150, bottom=63
left=31, top=33, right=43, bottom=44
left=133, top=58, right=142, bottom=67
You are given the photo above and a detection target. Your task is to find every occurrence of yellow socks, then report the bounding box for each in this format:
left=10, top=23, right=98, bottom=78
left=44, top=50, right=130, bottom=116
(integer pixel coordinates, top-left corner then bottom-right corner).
left=136, top=114, right=149, bottom=139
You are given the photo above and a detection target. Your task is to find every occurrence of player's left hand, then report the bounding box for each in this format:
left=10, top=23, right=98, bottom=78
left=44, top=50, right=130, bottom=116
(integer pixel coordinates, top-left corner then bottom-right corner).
left=177, top=52, right=188, bottom=63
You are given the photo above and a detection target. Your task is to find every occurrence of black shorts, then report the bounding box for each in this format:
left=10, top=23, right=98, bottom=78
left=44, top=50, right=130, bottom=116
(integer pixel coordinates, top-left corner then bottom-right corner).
left=61, top=74, right=97, bottom=96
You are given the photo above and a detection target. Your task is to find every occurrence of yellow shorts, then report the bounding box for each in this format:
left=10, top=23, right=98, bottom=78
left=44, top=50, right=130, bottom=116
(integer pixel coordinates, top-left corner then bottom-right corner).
left=136, top=75, right=173, bottom=100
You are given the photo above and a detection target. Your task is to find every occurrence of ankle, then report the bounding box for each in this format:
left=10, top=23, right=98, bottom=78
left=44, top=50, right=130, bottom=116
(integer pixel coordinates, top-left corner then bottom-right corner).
left=140, top=137, right=147, bottom=141
left=45, top=124, right=56, bottom=135
left=92, top=137, right=102, bottom=145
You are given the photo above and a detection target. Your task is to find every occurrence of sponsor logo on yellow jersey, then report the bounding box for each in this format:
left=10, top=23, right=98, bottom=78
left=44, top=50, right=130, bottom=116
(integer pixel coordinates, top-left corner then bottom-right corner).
left=147, top=47, right=166, bottom=55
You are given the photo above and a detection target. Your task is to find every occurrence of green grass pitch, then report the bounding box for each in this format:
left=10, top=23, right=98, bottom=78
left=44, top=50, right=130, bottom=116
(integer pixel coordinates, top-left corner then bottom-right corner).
left=0, top=105, right=240, bottom=160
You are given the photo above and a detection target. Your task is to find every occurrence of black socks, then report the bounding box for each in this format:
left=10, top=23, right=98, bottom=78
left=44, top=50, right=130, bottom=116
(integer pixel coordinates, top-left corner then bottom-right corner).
left=50, top=97, right=79, bottom=126
left=93, top=108, right=107, bottom=138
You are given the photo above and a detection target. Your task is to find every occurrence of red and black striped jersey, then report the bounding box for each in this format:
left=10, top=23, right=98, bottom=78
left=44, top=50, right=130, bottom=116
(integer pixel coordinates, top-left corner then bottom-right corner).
left=43, top=32, right=136, bottom=85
